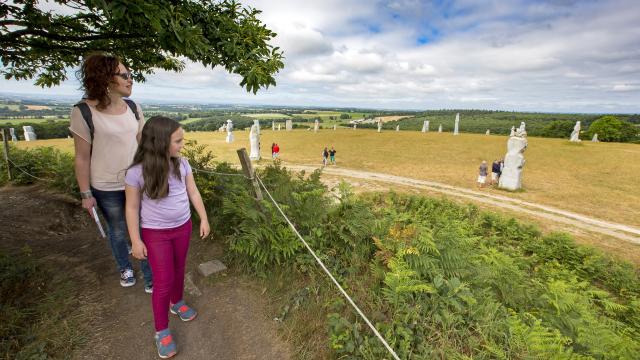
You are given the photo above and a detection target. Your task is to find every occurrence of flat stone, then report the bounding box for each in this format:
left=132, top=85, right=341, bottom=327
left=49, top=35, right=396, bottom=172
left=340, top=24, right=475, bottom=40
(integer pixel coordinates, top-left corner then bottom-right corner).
left=198, top=259, right=227, bottom=277
left=184, top=272, right=202, bottom=297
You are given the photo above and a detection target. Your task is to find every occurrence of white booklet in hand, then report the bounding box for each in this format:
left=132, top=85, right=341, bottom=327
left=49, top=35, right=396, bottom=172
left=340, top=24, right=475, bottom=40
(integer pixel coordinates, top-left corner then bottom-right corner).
left=91, top=207, right=106, bottom=238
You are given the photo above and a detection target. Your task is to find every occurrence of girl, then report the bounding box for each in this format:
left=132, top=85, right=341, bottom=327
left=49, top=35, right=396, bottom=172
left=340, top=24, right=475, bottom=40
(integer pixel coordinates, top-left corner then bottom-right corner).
left=70, top=52, right=153, bottom=291
left=125, top=116, right=210, bottom=359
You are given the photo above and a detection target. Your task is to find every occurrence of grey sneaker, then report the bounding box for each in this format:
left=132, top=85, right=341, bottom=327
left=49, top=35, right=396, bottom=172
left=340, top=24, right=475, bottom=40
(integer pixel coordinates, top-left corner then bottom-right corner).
left=144, top=282, right=153, bottom=294
left=120, top=268, right=136, bottom=287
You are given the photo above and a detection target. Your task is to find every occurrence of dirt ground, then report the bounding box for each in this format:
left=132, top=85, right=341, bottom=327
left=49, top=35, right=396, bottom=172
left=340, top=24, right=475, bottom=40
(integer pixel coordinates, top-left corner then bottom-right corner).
left=0, top=185, right=292, bottom=360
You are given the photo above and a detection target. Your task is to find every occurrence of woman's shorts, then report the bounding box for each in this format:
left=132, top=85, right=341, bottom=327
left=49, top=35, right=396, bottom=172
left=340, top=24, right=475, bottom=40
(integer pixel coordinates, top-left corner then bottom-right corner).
left=491, top=172, right=498, bottom=181
left=477, top=175, right=487, bottom=184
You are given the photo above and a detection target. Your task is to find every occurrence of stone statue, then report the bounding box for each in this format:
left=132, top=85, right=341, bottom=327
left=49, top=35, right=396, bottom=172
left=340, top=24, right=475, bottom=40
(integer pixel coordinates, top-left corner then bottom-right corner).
left=423, top=120, right=429, bottom=133
left=510, top=126, right=515, bottom=136
left=353, top=124, right=357, bottom=130
left=438, top=124, right=442, bottom=133
left=453, top=113, right=459, bottom=135
left=516, top=122, right=527, bottom=137
left=272, top=121, right=275, bottom=131
left=314, top=119, right=319, bottom=132
left=486, top=129, right=490, bottom=135
left=377, top=119, right=382, bottom=133
left=396, top=125, right=400, bottom=131
left=286, top=120, right=292, bottom=131
left=9, top=128, right=17, bottom=142
left=218, top=124, right=226, bottom=132
left=499, top=130, right=528, bottom=191
left=253, top=120, right=260, bottom=135
left=592, top=133, right=599, bottom=142
left=23, top=126, right=37, bottom=141
left=249, top=124, right=260, bottom=160
left=278, top=124, right=281, bottom=131
left=225, top=120, right=234, bottom=143
left=333, top=124, right=337, bottom=130
left=570, top=121, right=581, bottom=142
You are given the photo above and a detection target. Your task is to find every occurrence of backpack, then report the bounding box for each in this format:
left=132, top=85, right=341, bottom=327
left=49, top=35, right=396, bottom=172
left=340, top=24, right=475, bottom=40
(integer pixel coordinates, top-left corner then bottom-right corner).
left=74, top=99, right=140, bottom=143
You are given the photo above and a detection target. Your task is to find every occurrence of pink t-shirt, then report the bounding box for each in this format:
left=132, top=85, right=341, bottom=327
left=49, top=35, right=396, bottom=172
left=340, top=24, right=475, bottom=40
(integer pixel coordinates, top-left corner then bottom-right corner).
left=125, top=158, right=192, bottom=229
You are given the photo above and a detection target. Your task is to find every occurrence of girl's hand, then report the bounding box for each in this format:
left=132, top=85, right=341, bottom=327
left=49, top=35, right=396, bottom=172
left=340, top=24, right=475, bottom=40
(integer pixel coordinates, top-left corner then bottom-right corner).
left=200, top=221, right=210, bottom=239
left=131, top=241, right=147, bottom=259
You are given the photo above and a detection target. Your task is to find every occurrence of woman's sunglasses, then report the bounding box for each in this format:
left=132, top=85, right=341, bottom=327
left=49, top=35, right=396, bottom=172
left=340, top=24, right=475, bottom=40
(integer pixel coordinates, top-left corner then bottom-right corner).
left=115, top=72, right=133, bottom=80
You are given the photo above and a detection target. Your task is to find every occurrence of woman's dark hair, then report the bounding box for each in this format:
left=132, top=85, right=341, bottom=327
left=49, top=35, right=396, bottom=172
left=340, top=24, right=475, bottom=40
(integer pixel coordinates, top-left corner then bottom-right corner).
left=130, top=116, right=182, bottom=199
left=78, top=52, right=121, bottom=110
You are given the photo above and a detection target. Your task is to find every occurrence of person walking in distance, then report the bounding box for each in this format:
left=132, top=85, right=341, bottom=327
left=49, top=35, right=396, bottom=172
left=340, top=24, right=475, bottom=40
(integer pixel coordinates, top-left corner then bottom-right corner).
left=125, top=116, right=210, bottom=359
left=322, top=147, right=329, bottom=166
left=70, top=52, right=153, bottom=292
left=477, top=160, right=488, bottom=188
left=273, top=143, right=280, bottom=160
left=491, top=159, right=501, bottom=185
left=329, top=146, right=336, bottom=165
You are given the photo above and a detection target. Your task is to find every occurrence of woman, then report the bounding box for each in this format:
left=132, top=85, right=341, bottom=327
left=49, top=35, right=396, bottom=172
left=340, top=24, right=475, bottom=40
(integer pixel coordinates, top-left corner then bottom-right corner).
left=69, top=53, right=153, bottom=292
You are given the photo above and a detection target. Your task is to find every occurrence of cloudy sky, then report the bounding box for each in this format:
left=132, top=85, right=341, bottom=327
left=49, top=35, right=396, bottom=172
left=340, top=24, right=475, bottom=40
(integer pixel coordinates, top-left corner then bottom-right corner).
left=3, top=0, right=640, bottom=112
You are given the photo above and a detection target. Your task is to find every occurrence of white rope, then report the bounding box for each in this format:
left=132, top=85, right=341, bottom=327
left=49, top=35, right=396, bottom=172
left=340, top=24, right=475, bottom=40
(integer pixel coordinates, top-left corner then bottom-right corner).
left=7, top=158, right=52, bottom=182
left=255, top=174, right=401, bottom=360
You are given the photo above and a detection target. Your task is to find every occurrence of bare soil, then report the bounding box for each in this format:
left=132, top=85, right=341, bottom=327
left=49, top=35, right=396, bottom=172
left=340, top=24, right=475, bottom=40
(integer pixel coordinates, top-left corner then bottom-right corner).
left=0, top=185, right=292, bottom=360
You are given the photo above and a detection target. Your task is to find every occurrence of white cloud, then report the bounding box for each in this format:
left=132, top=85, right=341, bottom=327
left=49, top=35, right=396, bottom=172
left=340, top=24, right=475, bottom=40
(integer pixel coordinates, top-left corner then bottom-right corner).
left=3, top=0, right=640, bottom=112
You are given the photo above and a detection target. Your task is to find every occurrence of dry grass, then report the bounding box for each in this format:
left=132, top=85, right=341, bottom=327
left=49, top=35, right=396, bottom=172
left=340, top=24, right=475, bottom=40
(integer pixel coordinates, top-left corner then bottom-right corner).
left=17, top=129, right=640, bottom=229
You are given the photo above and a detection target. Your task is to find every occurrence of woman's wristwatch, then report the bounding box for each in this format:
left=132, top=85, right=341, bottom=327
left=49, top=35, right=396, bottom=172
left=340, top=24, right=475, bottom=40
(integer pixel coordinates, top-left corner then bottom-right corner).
left=80, top=190, right=93, bottom=199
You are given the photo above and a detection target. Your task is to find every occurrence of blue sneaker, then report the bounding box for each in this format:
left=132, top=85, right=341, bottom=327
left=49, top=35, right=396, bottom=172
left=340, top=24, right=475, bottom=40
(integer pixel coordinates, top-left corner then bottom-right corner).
left=170, top=300, right=197, bottom=322
left=154, top=328, right=177, bottom=359
left=119, top=268, right=136, bottom=287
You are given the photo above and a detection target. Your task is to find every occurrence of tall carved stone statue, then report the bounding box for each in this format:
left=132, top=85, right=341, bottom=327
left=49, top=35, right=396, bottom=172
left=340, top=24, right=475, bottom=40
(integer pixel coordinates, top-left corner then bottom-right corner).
left=592, top=133, right=599, bottom=142
left=499, top=131, right=528, bottom=191
left=272, top=121, right=275, bottom=131
left=438, top=124, right=442, bottom=133
left=396, top=125, right=400, bottom=131
left=486, top=129, right=490, bottom=135
left=23, top=126, right=37, bottom=141
left=333, top=124, right=337, bottom=130
left=314, top=119, right=319, bottom=132
left=249, top=124, right=261, bottom=160
left=278, top=124, right=281, bottom=131
left=570, top=121, right=581, bottom=142
left=353, top=124, right=357, bottom=130
left=377, top=119, right=382, bottom=133
left=225, top=120, right=234, bottom=143
left=285, top=120, right=292, bottom=131
left=253, top=120, right=260, bottom=135
left=9, top=128, right=17, bottom=142
left=516, top=122, right=527, bottom=137
left=454, top=113, right=459, bottom=135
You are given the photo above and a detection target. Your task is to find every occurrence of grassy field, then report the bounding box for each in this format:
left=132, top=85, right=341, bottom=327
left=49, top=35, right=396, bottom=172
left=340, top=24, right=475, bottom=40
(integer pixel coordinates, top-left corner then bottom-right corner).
left=243, top=113, right=293, bottom=119
left=16, top=129, right=640, bottom=228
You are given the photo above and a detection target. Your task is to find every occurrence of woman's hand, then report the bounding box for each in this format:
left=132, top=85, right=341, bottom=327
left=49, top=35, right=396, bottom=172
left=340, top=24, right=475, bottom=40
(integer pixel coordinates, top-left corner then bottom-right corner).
left=82, top=197, right=97, bottom=213
left=200, top=221, right=210, bottom=239
left=131, top=241, right=147, bottom=260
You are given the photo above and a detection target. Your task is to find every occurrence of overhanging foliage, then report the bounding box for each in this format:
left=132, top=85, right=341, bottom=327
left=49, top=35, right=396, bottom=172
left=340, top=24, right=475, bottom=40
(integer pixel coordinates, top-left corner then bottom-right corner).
left=0, top=0, right=284, bottom=92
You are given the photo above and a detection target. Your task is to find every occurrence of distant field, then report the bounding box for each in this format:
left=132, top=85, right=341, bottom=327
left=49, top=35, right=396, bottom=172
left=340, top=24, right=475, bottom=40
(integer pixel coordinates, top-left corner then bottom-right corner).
left=179, top=117, right=204, bottom=124
left=16, top=130, right=640, bottom=229
left=25, top=105, right=51, bottom=110
left=243, top=113, right=292, bottom=119
left=0, top=117, right=69, bottom=124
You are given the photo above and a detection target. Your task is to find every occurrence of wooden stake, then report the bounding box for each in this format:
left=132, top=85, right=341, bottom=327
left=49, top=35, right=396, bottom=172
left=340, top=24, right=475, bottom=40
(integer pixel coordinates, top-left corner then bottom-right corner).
left=2, top=128, right=12, bottom=181
left=237, top=148, right=263, bottom=200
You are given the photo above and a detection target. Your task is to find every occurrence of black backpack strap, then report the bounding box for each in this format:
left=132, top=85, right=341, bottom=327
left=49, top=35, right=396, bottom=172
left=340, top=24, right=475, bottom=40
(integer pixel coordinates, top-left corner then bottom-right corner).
left=74, top=102, right=94, bottom=142
left=123, top=99, right=140, bottom=121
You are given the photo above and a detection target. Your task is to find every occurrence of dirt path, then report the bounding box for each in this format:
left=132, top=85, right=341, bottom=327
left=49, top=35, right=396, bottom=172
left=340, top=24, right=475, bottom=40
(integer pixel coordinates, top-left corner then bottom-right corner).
left=0, top=186, right=291, bottom=360
left=284, top=164, right=640, bottom=245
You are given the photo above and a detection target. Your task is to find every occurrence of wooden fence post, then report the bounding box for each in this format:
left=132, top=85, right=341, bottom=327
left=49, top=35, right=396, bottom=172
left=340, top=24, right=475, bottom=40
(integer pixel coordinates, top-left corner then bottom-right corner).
left=1, top=128, right=12, bottom=181
left=237, top=148, right=263, bottom=201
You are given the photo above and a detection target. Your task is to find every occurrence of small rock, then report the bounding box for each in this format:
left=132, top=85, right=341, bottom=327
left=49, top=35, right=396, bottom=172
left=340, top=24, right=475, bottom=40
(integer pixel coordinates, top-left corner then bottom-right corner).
left=198, top=259, right=227, bottom=277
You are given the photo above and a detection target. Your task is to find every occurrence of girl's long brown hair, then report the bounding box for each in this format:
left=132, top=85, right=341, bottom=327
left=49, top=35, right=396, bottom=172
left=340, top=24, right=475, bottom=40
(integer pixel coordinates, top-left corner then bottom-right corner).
left=130, top=116, right=182, bottom=199
left=78, top=53, right=121, bottom=110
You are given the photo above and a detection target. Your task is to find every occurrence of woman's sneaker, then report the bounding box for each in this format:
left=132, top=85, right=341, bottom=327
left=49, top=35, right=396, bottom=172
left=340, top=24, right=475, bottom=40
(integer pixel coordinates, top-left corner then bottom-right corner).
left=120, top=268, right=136, bottom=287
left=144, top=282, right=153, bottom=294
left=154, top=329, right=177, bottom=359
left=170, top=300, right=197, bottom=321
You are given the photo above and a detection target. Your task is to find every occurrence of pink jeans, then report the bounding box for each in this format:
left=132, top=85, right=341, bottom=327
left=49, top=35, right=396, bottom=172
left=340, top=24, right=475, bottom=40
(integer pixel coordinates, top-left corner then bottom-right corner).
left=142, top=219, right=192, bottom=331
